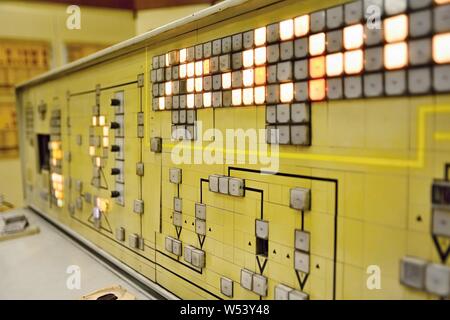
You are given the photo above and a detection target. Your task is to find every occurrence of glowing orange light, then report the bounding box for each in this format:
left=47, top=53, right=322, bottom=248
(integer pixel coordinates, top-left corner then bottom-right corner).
left=165, top=81, right=172, bottom=95
left=310, top=56, right=326, bottom=78
left=159, top=97, right=165, bottom=110
left=187, top=78, right=195, bottom=93
left=195, top=78, right=203, bottom=92
left=309, top=79, right=326, bottom=101
left=187, top=62, right=195, bottom=78
left=187, top=94, right=195, bottom=109
left=203, top=59, right=210, bottom=74
left=195, top=61, right=203, bottom=76
left=255, top=66, right=266, bottom=85
left=384, top=42, right=408, bottom=70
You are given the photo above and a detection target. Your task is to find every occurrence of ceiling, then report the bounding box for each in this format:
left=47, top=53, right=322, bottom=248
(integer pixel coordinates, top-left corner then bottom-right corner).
left=30, top=0, right=216, bottom=10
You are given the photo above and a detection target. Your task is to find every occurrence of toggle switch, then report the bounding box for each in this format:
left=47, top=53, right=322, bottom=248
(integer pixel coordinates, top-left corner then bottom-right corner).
left=111, top=191, right=120, bottom=198
left=111, top=98, right=121, bottom=106
left=111, top=168, right=121, bottom=175
left=111, top=145, right=120, bottom=152
left=110, top=122, right=120, bottom=129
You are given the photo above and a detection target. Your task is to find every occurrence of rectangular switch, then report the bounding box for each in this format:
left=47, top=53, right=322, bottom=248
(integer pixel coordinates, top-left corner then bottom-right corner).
left=195, top=203, right=206, bottom=220
left=295, top=230, right=310, bottom=252
left=169, top=168, right=182, bottom=184
left=275, top=284, right=293, bottom=300
left=191, top=249, right=205, bottom=268
left=219, top=176, right=230, bottom=194
left=195, top=218, right=206, bottom=236
left=229, top=177, right=245, bottom=197
left=133, top=199, right=144, bottom=214
left=174, top=197, right=182, bottom=212
left=400, top=256, right=427, bottom=290
left=255, top=219, right=269, bottom=240
left=252, top=274, right=268, bottom=297
left=240, top=269, right=254, bottom=291
left=294, top=250, right=310, bottom=274
left=290, top=187, right=311, bottom=211
left=172, top=239, right=182, bottom=256
left=173, top=211, right=182, bottom=227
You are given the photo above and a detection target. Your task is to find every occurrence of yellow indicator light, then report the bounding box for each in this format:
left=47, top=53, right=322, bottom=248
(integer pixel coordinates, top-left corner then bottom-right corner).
left=179, top=64, right=187, bottom=78
left=309, top=79, right=326, bottom=101
left=254, top=47, right=267, bottom=66
left=222, top=72, right=232, bottom=89
left=254, top=86, right=266, bottom=104
left=232, top=89, right=242, bottom=106
left=326, top=53, right=344, bottom=77
left=203, top=59, right=210, bottom=75
left=433, top=33, right=450, bottom=64
left=187, top=78, right=195, bottom=93
left=180, top=48, right=187, bottom=63
left=384, top=42, right=408, bottom=70
left=255, top=27, right=267, bottom=46
left=159, top=97, right=165, bottom=110
left=243, top=88, right=254, bottom=105
left=384, top=14, right=408, bottom=43
left=187, top=62, right=195, bottom=78
left=280, top=19, right=294, bottom=40
left=344, top=50, right=364, bottom=74
left=435, top=0, right=450, bottom=3
left=103, top=126, right=109, bottom=137
left=95, top=157, right=102, bottom=168
left=280, top=82, right=294, bottom=103
left=92, top=116, right=97, bottom=127
left=344, top=24, right=364, bottom=50
left=309, top=33, right=326, bottom=56
left=195, top=78, right=203, bottom=92
left=98, top=116, right=105, bottom=126
left=57, top=199, right=64, bottom=208
left=102, top=137, right=109, bottom=148
left=165, top=81, right=172, bottom=95
left=255, top=66, right=266, bottom=85
left=310, top=56, right=326, bottom=78
left=187, top=94, right=195, bottom=109
left=55, top=190, right=64, bottom=200
left=89, top=146, right=95, bottom=156
left=203, top=92, right=212, bottom=108
left=195, top=61, right=203, bottom=76
left=243, top=69, right=254, bottom=87
left=165, top=53, right=170, bottom=67
left=243, top=49, right=254, bottom=68
left=294, top=15, right=309, bottom=37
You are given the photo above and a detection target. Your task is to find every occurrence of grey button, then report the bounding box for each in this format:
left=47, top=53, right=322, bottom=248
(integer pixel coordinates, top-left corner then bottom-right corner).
left=433, top=65, right=450, bottom=92
left=344, top=76, right=363, bottom=98
left=277, top=61, right=293, bottom=82
left=222, top=90, right=232, bottom=107
left=222, top=37, right=232, bottom=53
left=364, top=73, right=383, bottom=97
left=291, top=125, right=310, bottom=146
left=232, top=52, right=243, bottom=70
left=409, top=39, right=432, bottom=66
left=232, top=33, right=243, bottom=52
left=179, top=95, right=186, bottom=109
left=280, top=41, right=294, bottom=61
left=266, top=105, right=277, bottom=124
left=187, top=47, right=195, bottom=62
left=294, top=59, right=308, bottom=80
left=267, top=65, right=277, bottom=84
left=294, top=82, right=309, bottom=102
left=365, top=47, right=383, bottom=72
left=385, top=0, right=407, bottom=16
left=172, top=66, right=179, bottom=80
left=165, top=67, right=172, bottom=81
left=152, top=56, right=159, bottom=69
left=195, top=44, right=203, bottom=60
left=212, top=92, right=222, bottom=107
left=172, top=111, right=180, bottom=124
left=267, top=44, right=280, bottom=63
left=203, top=42, right=212, bottom=58
left=267, top=23, right=280, bottom=43
left=327, top=30, right=343, bottom=53
left=277, top=125, right=290, bottom=144
left=232, top=71, right=243, bottom=88
left=219, top=54, right=231, bottom=72
left=327, top=78, right=343, bottom=100
left=327, top=6, right=344, bottom=29
left=291, top=103, right=310, bottom=123
left=345, top=1, right=363, bottom=24
left=204, top=76, right=212, bottom=91
left=243, top=30, right=254, bottom=49
left=172, top=95, right=180, bottom=109
left=434, top=5, right=450, bottom=33
left=409, top=0, right=432, bottom=10
left=276, top=104, right=290, bottom=123
left=408, top=68, right=432, bottom=95
left=310, top=10, right=326, bottom=32
left=410, top=10, right=432, bottom=38
left=294, top=38, right=308, bottom=58
left=212, top=74, right=221, bottom=90
left=212, top=39, right=222, bottom=56
left=266, top=85, right=280, bottom=104
left=364, top=24, right=382, bottom=46
left=210, top=56, right=219, bottom=73
left=385, top=70, right=406, bottom=96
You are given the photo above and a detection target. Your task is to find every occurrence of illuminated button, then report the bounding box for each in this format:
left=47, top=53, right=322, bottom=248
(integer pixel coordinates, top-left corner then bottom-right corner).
left=294, top=82, right=309, bottom=102
left=267, top=65, right=277, bottom=83
left=203, top=42, right=212, bottom=58
left=243, top=30, right=254, bottom=49
left=408, top=68, right=432, bottom=94
left=365, top=47, right=383, bottom=71
left=210, top=56, right=219, bottom=73
left=187, top=62, right=195, bottom=78
left=433, top=65, right=450, bottom=92
left=385, top=70, right=406, bottom=96
left=410, top=10, right=432, bottom=38
left=266, top=85, right=280, bottom=103
left=255, top=67, right=266, bottom=85
left=294, top=59, right=308, bottom=80
left=384, top=14, right=408, bottom=43
left=267, top=45, right=280, bottom=63
left=255, top=27, right=267, bottom=46
left=327, top=78, right=343, bottom=100
left=294, top=38, right=308, bottom=58
left=326, top=30, right=343, bottom=53
left=384, top=42, right=408, bottom=70
left=280, top=19, right=294, bottom=40
left=280, top=41, right=294, bottom=60
left=222, top=72, right=232, bottom=89
left=255, top=47, right=267, bottom=66
left=344, top=50, right=364, bottom=74
left=310, top=56, right=325, bottom=78
left=212, top=92, right=222, bottom=107
left=187, top=78, right=194, bottom=93
left=433, top=33, right=450, bottom=64
left=232, top=33, right=243, bottom=52
left=280, top=83, right=294, bottom=103
left=159, top=97, right=165, bottom=110
left=364, top=24, right=382, bottom=46
left=344, top=24, right=364, bottom=50
left=326, top=53, right=344, bottom=77
left=203, top=92, right=212, bottom=108
left=327, top=6, right=344, bottom=29
left=195, top=78, right=203, bottom=92
left=243, top=88, right=254, bottom=105
left=294, top=15, right=310, bottom=37
left=220, top=54, right=231, bottom=72
left=187, top=47, right=195, bottom=62
left=310, top=10, right=325, bottom=32
left=187, top=94, right=195, bottom=109
left=203, top=59, right=210, bottom=75
left=410, top=39, right=432, bottom=65
left=267, top=24, right=280, bottom=44
left=179, top=48, right=187, bottom=64
left=266, top=105, right=276, bottom=124
left=255, top=86, right=266, bottom=104
left=232, top=89, right=242, bottom=106
left=243, top=69, right=254, bottom=87
left=195, top=61, right=203, bottom=76
left=165, top=82, right=173, bottom=96
left=277, top=61, right=293, bottom=82
left=179, top=64, right=187, bottom=78
left=309, top=33, right=326, bottom=56
left=345, top=0, right=363, bottom=24
left=309, top=79, right=326, bottom=101
left=243, top=49, right=254, bottom=68
left=195, top=45, right=203, bottom=60
left=212, top=39, right=222, bottom=56
left=223, top=91, right=232, bottom=107
left=203, top=76, right=212, bottom=91
left=232, top=71, right=243, bottom=88
left=364, top=73, right=383, bottom=97
left=434, top=5, right=450, bottom=33
left=232, top=52, right=243, bottom=70
left=344, top=76, right=363, bottom=98
left=276, top=104, right=290, bottom=123
left=222, top=37, right=232, bottom=53
left=385, top=0, right=407, bottom=16
left=165, top=53, right=170, bottom=67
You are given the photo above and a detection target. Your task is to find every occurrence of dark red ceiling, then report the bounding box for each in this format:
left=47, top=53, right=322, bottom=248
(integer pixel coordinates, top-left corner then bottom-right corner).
left=31, top=0, right=216, bottom=10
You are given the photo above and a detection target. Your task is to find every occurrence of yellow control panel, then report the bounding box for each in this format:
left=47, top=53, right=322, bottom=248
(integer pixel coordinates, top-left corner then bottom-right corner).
left=16, top=0, right=450, bottom=300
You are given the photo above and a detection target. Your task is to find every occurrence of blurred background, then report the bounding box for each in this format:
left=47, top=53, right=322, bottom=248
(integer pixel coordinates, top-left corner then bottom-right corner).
left=0, top=0, right=217, bottom=208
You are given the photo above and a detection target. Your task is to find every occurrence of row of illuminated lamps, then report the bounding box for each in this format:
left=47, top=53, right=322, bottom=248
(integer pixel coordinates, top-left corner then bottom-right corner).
left=49, top=141, right=64, bottom=206
left=91, top=115, right=110, bottom=151
left=160, top=32, right=450, bottom=98
left=161, top=10, right=443, bottom=69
